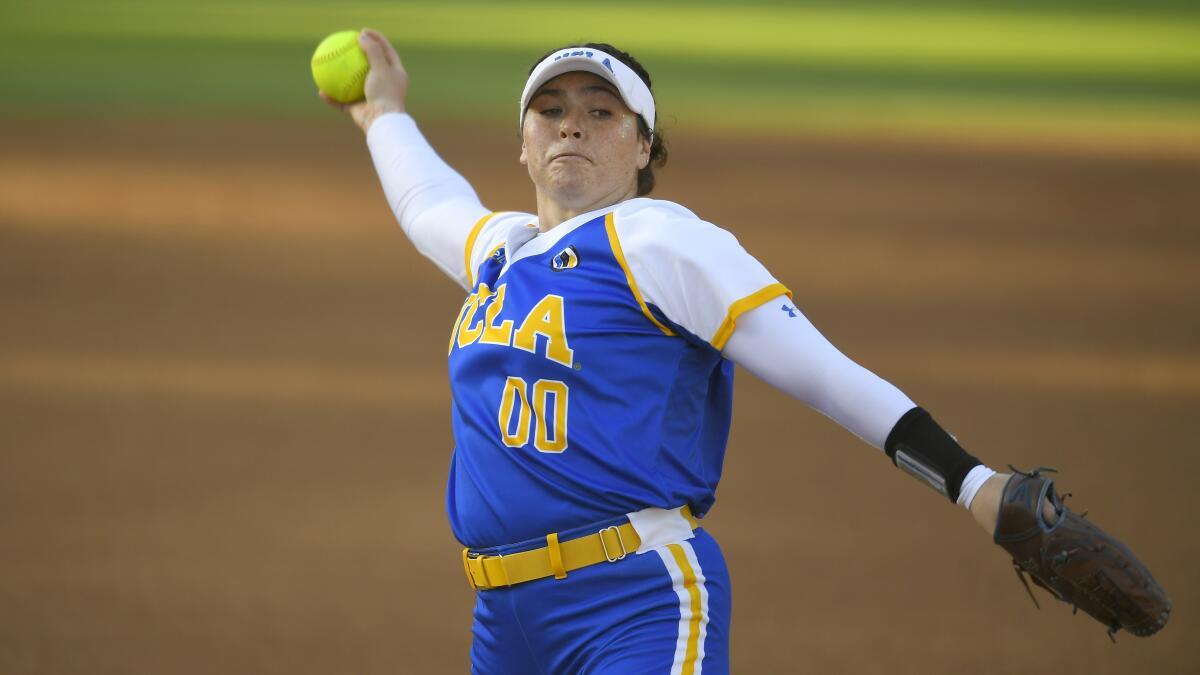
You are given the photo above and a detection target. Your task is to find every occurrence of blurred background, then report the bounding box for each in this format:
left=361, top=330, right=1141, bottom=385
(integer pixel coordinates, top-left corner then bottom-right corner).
left=1, top=1, right=1197, bottom=673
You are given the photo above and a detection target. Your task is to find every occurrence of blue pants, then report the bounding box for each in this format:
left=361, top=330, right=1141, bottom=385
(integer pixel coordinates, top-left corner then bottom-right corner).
left=469, top=528, right=731, bottom=674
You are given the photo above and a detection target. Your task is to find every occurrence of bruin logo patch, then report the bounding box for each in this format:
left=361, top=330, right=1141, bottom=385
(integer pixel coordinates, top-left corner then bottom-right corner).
left=550, top=245, right=580, bottom=271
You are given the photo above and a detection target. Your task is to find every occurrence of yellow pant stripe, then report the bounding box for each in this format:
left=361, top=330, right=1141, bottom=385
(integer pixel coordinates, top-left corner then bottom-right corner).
left=668, top=543, right=703, bottom=675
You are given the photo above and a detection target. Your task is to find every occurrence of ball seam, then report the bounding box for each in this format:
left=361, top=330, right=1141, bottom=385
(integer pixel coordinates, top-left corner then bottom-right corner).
left=311, top=38, right=360, bottom=67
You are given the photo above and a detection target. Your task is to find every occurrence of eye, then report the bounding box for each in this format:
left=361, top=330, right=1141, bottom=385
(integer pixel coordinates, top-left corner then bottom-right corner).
left=590, top=109, right=612, bottom=118
left=538, top=107, right=563, bottom=117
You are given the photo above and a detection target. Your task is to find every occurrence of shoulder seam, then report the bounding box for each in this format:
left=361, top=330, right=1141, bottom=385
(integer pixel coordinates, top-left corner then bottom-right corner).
left=463, top=211, right=500, bottom=288
left=711, top=283, right=792, bottom=351
left=603, top=212, right=675, bottom=337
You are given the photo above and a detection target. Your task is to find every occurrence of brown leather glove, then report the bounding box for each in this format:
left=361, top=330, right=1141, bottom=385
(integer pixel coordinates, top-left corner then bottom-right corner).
left=994, top=467, right=1171, bottom=639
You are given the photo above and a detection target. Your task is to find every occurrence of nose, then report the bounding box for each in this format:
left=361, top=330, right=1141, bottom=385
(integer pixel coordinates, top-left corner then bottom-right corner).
left=559, top=109, right=584, bottom=139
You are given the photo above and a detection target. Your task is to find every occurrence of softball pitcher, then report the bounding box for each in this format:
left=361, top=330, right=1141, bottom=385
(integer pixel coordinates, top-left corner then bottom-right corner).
left=321, top=29, right=1169, bottom=674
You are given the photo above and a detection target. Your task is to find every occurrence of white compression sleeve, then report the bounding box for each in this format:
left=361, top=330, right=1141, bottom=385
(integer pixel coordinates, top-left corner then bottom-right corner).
left=366, top=113, right=492, bottom=288
left=722, top=296, right=916, bottom=450
left=725, top=297, right=997, bottom=511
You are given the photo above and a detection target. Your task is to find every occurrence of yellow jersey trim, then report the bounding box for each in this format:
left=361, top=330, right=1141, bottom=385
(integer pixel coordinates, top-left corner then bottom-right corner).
left=463, top=211, right=498, bottom=288
left=710, top=282, right=792, bottom=351
left=482, top=241, right=506, bottom=268
left=604, top=211, right=675, bottom=337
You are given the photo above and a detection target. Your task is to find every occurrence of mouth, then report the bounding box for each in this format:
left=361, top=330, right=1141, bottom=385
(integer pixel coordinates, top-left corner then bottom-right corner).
left=551, top=152, right=591, bottom=163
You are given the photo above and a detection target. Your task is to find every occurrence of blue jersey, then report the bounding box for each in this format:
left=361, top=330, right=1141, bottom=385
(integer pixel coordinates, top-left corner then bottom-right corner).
left=446, top=198, right=788, bottom=548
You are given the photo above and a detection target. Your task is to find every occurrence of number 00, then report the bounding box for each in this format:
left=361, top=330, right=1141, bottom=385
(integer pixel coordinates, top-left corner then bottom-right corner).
left=498, top=377, right=569, bottom=453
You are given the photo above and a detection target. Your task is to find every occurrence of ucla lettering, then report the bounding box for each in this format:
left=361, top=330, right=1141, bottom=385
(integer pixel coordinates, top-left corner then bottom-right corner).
left=455, top=283, right=494, bottom=349
left=479, top=283, right=514, bottom=346
left=451, top=284, right=574, bottom=367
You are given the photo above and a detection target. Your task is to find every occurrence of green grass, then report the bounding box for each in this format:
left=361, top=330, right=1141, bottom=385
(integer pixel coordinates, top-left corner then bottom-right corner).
left=2, top=0, right=1198, bottom=139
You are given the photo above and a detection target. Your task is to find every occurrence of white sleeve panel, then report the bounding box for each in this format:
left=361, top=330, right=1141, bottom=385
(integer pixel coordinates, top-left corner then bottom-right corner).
left=722, top=296, right=917, bottom=450
left=612, top=199, right=790, bottom=349
left=366, top=112, right=495, bottom=290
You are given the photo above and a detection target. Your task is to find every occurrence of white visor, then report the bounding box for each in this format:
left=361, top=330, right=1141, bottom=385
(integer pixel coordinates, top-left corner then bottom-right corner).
left=519, top=48, right=655, bottom=136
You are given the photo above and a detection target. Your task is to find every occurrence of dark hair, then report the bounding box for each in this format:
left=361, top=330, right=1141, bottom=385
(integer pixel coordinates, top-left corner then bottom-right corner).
left=527, top=42, right=668, bottom=196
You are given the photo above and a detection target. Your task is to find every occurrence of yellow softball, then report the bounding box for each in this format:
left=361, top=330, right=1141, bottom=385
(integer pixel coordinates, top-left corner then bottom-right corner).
left=311, top=30, right=370, bottom=104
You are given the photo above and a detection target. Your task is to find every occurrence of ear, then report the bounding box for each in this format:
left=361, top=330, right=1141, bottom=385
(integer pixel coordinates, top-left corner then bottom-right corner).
left=519, top=141, right=528, bottom=166
left=635, top=134, right=651, bottom=171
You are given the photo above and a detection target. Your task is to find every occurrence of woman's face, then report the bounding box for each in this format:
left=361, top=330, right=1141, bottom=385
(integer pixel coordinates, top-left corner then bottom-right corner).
left=520, top=71, right=651, bottom=210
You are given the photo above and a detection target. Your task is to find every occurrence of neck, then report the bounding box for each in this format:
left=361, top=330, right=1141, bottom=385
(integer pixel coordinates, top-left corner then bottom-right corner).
left=535, top=183, right=639, bottom=233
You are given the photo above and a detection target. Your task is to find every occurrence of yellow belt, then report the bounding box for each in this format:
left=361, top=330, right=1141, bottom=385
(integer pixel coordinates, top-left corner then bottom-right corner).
left=462, top=505, right=699, bottom=591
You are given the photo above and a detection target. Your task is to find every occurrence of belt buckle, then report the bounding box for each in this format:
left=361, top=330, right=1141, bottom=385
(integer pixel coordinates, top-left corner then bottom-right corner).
left=463, top=550, right=505, bottom=590
left=462, top=549, right=479, bottom=590
left=598, top=525, right=628, bottom=562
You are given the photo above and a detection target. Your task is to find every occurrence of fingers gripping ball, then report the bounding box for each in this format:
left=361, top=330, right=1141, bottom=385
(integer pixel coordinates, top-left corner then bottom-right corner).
left=311, top=30, right=370, bottom=103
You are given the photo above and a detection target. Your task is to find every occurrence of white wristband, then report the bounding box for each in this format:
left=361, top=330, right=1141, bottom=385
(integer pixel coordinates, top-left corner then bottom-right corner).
left=957, top=465, right=998, bottom=509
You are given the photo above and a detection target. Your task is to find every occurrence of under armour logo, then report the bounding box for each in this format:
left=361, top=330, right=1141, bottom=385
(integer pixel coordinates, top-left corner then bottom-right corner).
left=781, top=304, right=798, bottom=318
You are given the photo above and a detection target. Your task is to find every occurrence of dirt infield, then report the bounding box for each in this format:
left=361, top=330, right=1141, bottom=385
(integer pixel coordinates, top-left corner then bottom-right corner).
left=1, top=117, right=1197, bottom=674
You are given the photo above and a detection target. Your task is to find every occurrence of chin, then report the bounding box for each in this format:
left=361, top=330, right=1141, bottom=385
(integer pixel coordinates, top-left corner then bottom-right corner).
left=543, top=170, right=589, bottom=195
